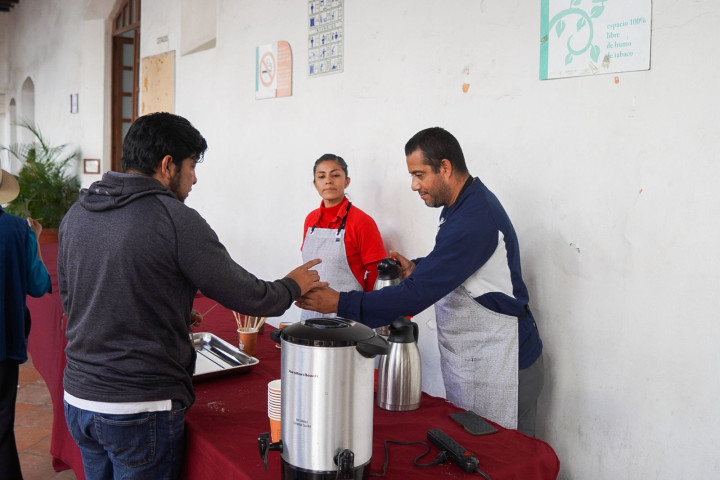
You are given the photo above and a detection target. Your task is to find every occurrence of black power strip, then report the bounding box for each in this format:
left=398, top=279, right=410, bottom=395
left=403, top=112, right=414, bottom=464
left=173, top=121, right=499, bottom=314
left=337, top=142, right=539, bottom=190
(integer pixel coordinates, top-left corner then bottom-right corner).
left=426, top=428, right=479, bottom=473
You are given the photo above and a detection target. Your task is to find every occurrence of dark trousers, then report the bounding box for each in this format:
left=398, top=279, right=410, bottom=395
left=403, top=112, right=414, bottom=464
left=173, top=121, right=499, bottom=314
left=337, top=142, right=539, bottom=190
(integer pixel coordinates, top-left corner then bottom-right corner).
left=0, top=359, right=23, bottom=480
left=517, top=354, right=545, bottom=437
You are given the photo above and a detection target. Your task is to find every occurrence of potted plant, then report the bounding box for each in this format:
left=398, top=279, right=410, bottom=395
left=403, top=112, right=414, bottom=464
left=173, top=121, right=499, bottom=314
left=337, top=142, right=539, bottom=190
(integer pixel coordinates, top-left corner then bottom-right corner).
left=1, top=121, right=81, bottom=242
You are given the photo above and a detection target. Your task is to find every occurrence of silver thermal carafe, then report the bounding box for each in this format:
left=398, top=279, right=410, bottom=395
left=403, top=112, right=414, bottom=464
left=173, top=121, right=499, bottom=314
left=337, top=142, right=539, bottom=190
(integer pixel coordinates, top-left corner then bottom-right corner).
left=376, top=316, right=422, bottom=411
left=373, top=257, right=401, bottom=290
left=260, top=318, right=388, bottom=480
left=373, top=257, right=401, bottom=336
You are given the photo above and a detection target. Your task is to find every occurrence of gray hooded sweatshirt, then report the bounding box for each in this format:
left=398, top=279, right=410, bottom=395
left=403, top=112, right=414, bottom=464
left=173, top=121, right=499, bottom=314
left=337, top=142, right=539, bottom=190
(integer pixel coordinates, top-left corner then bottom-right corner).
left=58, top=172, right=299, bottom=407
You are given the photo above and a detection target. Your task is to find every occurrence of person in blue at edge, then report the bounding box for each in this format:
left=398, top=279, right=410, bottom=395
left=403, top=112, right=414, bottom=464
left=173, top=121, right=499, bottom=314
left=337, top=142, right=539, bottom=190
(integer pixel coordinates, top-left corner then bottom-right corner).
left=297, top=127, right=545, bottom=437
left=0, top=168, right=52, bottom=479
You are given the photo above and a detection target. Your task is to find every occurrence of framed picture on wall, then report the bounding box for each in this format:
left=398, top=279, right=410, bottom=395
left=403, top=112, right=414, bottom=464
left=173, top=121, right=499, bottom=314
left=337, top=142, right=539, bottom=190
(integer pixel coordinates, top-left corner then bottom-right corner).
left=83, top=158, right=101, bottom=174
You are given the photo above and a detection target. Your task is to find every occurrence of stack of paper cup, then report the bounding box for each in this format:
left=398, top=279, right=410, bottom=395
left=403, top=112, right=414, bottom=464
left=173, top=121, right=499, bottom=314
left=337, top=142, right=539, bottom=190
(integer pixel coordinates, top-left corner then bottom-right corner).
left=267, top=379, right=282, bottom=442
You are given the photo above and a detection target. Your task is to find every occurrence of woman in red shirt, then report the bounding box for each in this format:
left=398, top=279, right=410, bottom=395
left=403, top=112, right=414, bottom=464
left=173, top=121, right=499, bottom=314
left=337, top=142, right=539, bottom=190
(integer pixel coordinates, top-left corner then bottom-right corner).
left=300, top=154, right=386, bottom=320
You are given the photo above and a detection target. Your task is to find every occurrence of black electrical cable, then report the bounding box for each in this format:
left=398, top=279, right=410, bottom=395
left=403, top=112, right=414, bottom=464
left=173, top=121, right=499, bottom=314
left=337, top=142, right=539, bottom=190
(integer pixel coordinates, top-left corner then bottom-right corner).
left=369, top=439, right=493, bottom=479
left=369, top=440, right=447, bottom=477
left=475, top=467, right=493, bottom=480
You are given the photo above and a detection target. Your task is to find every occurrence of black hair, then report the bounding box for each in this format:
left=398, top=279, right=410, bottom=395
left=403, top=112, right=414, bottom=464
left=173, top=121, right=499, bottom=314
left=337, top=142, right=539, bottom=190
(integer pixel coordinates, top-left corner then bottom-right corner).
left=121, top=112, right=208, bottom=175
left=404, top=127, right=469, bottom=175
left=313, top=153, right=348, bottom=178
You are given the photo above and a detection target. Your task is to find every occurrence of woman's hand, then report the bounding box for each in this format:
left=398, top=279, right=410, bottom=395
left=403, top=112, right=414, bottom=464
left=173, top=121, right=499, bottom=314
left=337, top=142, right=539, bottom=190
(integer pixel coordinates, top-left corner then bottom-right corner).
left=27, top=217, right=43, bottom=238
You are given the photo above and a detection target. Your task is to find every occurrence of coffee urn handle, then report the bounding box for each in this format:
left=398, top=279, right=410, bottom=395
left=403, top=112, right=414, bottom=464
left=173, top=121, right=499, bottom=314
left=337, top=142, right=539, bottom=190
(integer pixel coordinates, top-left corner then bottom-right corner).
left=355, top=335, right=389, bottom=358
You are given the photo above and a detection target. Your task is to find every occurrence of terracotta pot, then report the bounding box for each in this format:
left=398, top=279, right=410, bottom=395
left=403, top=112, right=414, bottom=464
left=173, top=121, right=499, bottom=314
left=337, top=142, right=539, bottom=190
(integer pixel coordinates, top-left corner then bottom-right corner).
left=38, top=228, right=59, bottom=244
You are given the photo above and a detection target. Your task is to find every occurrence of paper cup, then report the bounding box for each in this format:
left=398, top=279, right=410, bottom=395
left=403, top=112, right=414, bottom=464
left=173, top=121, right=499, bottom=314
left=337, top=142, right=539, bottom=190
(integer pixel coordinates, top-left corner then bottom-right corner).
left=267, top=378, right=282, bottom=441
left=237, top=328, right=258, bottom=356
left=269, top=417, right=281, bottom=442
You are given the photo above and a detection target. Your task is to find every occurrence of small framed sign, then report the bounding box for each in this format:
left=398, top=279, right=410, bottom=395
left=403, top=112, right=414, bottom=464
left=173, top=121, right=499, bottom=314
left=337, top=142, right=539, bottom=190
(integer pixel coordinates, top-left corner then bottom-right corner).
left=83, top=158, right=101, bottom=174
left=70, top=93, right=79, bottom=114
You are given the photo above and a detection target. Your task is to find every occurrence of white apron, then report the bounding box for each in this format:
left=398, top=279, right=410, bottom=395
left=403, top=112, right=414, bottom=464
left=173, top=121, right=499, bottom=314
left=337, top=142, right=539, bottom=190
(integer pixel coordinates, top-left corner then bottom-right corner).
left=300, top=204, right=363, bottom=320
left=434, top=285, right=519, bottom=429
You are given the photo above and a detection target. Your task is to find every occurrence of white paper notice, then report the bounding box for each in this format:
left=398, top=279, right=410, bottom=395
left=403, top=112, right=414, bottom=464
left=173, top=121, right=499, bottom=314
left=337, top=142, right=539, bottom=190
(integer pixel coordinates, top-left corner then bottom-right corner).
left=308, top=0, right=343, bottom=77
left=539, top=0, right=651, bottom=80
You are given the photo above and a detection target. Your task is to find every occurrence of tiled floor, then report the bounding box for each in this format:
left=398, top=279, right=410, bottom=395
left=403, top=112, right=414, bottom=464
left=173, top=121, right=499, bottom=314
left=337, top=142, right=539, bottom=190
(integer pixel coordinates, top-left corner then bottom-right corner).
left=16, top=355, right=78, bottom=480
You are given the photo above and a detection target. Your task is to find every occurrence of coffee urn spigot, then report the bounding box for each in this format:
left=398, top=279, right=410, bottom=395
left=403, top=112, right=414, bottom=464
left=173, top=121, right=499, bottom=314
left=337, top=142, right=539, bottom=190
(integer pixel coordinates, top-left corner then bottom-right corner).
left=258, top=433, right=283, bottom=471
left=334, top=449, right=355, bottom=479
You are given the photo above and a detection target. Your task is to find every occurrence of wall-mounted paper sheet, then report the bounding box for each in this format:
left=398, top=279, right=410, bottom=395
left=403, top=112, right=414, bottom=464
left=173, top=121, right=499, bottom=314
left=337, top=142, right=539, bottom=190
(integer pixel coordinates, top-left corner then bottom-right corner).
left=540, top=0, right=651, bottom=80
left=308, top=0, right=343, bottom=77
left=141, top=51, right=175, bottom=114
left=255, top=41, right=293, bottom=100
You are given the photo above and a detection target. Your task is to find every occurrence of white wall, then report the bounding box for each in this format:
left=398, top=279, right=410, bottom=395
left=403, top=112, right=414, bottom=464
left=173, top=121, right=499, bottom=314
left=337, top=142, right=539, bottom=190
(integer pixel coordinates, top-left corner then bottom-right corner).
left=2, top=0, right=113, bottom=183
left=4, top=1, right=720, bottom=478
left=0, top=13, right=10, bottom=170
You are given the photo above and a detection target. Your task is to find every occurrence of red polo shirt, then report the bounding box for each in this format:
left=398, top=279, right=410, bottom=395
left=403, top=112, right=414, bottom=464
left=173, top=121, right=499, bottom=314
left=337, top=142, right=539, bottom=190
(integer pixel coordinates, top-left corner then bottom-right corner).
left=302, top=197, right=387, bottom=291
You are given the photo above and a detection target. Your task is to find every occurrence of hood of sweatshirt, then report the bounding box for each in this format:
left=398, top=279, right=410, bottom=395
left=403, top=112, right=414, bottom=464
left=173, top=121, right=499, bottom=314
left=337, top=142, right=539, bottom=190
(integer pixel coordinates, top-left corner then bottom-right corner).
left=80, top=171, right=176, bottom=212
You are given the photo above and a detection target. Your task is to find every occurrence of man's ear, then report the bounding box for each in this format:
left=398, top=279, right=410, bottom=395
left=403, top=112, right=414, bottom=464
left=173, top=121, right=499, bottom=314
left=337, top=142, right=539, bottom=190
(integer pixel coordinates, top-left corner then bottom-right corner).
left=153, top=155, right=176, bottom=185
left=440, top=158, right=453, bottom=178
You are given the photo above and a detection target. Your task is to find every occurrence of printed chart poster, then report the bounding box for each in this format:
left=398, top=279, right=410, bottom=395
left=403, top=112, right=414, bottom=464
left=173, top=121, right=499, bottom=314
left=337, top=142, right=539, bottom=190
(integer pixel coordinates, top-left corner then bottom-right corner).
left=308, top=0, right=343, bottom=77
left=540, top=0, right=651, bottom=80
left=255, top=41, right=293, bottom=100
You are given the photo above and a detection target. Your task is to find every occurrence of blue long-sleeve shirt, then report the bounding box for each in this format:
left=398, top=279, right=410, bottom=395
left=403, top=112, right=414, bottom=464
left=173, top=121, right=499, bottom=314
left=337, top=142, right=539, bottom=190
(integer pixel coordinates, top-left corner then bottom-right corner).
left=337, top=178, right=543, bottom=368
left=1, top=207, right=52, bottom=362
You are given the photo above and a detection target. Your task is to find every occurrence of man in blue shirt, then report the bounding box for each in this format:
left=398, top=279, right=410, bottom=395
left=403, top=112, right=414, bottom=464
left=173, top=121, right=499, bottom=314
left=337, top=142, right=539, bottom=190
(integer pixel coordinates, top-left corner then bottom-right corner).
left=298, top=127, right=545, bottom=436
left=1, top=168, right=52, bottom=479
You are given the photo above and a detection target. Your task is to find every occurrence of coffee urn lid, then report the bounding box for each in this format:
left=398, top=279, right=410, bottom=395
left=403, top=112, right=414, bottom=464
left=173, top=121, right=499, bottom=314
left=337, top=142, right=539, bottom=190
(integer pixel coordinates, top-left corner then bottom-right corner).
left=281, top=317, right=376, bottom=347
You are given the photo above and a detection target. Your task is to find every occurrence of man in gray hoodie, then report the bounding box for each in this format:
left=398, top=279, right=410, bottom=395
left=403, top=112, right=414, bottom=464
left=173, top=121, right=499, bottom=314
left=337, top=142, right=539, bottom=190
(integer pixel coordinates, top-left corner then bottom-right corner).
left=58, top=112, right=325, bottom=480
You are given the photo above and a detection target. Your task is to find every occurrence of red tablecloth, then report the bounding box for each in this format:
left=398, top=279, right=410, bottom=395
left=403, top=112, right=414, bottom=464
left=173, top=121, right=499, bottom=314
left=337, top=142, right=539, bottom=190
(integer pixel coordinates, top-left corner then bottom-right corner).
left=26, top=242, right=83, bottom=477
left=26, top=243, right=560, bottom=480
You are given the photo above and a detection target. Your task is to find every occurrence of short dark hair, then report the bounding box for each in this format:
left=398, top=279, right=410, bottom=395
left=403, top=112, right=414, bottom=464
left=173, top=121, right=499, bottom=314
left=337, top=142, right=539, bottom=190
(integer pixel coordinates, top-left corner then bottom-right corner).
left=121, top=112, right=208, bottom=175
left=404, top=127, right=468, bottom=175
left=313, top=153, right=348, bottom=178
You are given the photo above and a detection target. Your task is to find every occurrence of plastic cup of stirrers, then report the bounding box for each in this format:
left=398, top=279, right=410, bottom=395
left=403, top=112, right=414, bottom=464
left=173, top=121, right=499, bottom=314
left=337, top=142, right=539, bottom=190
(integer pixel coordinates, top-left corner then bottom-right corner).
left=237, top=328, right=258, bottom=356
left=233, top=311, right=267, bottom=334
left=233, top=312, right=266, bottom=356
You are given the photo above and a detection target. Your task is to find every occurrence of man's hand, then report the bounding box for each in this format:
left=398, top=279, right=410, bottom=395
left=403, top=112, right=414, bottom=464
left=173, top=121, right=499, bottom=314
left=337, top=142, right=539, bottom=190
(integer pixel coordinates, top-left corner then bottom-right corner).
left=189, top=309, right=203, bottom=331
left=285, top=258, right=329, bottom=296
left=389, top=250, right=416, bottom=279
left=295, top=287, right=340, bottom=314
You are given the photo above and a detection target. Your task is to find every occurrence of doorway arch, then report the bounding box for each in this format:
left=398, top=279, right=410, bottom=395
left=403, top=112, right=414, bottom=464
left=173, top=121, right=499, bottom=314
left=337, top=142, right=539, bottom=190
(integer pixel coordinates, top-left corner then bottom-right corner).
left=20, top=76, right=35, bottom=141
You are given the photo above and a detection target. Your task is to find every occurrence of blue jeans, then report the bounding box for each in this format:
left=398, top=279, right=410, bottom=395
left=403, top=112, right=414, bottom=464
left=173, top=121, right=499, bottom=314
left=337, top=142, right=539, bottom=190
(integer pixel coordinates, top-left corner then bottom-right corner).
left=64, top=401, right=186, bottom=480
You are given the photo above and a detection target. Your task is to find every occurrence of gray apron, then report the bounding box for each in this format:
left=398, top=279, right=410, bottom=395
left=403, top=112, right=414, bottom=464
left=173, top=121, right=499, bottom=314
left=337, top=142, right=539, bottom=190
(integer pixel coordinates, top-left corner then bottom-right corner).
left=300, top=204, right=362, bottom=320
left=435, top=285, right=519, bottom=429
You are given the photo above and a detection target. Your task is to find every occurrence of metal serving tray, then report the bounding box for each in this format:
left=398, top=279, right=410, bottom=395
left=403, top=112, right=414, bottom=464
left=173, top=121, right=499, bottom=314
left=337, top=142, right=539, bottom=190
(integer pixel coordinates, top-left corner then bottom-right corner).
left=191, top=332, right=259, bottom=380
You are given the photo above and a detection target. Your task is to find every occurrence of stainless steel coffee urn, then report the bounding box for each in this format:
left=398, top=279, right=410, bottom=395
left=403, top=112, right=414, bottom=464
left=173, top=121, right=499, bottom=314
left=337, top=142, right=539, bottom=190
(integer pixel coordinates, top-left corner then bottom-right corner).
left=376, top=316, right=422, bottom=411
left=260, top=318, right=388, bottom=479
